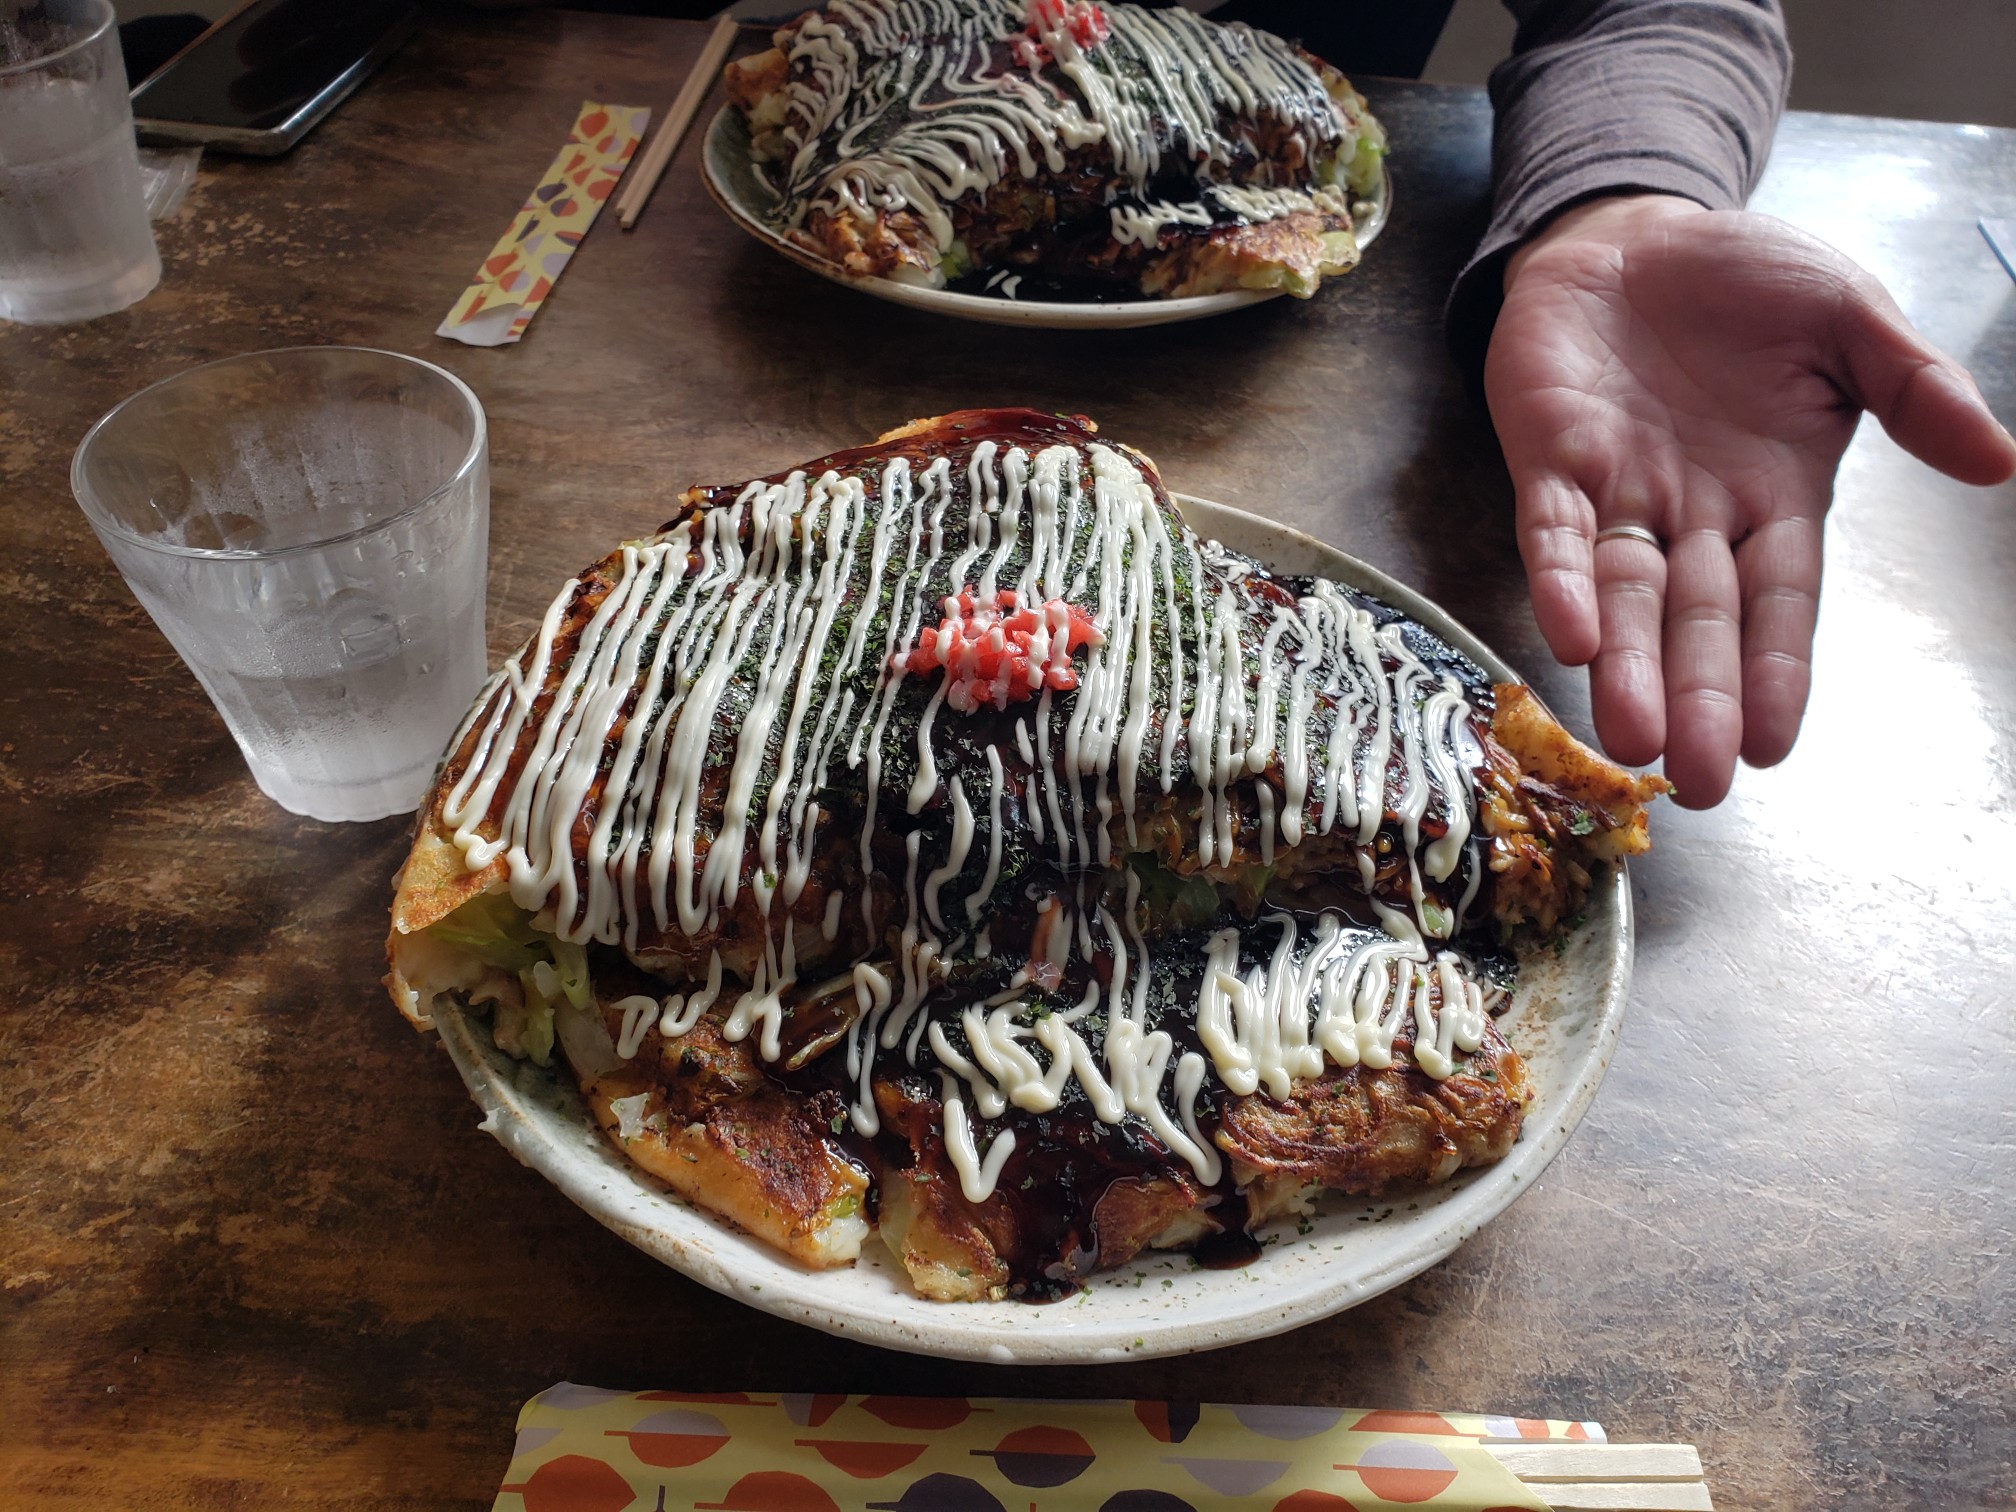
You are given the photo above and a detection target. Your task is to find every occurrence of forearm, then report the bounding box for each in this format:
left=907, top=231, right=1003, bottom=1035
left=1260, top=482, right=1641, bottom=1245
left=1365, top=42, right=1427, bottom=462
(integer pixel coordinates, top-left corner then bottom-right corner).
left=1447, top=0, right=1789, bottom=377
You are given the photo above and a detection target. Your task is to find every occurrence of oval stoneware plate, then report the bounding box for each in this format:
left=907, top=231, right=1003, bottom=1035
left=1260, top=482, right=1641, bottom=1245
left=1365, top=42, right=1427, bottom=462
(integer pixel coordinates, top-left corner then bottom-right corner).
left=433, top=492, right=1632, bottom=1363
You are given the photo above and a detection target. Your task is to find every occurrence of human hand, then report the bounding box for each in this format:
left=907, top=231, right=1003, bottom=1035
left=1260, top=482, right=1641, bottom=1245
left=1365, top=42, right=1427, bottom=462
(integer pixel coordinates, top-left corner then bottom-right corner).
left=1486, top=194, right=2016, bottom=807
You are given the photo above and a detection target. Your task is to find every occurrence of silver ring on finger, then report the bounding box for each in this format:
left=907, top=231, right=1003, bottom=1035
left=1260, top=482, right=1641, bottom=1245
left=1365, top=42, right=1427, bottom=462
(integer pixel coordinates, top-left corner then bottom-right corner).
left=1592, top=523, right=1664, bottom=552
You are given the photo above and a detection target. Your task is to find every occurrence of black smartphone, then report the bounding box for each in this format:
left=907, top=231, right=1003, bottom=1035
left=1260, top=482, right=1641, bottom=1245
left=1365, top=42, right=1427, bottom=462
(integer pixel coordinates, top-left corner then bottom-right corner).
left=130, top=0, right=421, bottom=157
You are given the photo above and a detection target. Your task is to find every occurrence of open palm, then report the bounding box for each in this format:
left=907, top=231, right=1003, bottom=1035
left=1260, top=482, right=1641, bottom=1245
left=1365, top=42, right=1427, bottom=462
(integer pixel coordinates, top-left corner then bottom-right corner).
left=1487, top=198, right=2016, bottom=806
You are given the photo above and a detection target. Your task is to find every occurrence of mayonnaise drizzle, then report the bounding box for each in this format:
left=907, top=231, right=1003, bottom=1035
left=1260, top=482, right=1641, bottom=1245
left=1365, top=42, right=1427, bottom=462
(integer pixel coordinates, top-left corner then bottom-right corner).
left=445, top=424, right=1498, bottom=1203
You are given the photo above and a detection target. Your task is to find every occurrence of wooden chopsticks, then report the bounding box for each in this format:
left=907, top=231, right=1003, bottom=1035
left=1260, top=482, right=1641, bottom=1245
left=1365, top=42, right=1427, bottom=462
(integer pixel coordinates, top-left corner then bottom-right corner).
left=1486, top=1441, right=1713, bottom=1511
left=616, top=12, right=741, bottom=230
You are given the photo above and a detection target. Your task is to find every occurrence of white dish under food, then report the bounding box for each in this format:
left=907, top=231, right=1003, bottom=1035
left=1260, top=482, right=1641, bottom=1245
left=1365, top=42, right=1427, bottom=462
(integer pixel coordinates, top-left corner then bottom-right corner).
left=699, top=107, right=1392, bottom=331
left=433, top=491, right=1632, bottom=1364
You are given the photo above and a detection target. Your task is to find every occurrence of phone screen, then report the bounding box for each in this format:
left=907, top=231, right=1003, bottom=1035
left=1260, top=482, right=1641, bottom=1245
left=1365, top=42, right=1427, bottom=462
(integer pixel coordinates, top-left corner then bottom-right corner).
left=131, top=0, right=416, bottom=133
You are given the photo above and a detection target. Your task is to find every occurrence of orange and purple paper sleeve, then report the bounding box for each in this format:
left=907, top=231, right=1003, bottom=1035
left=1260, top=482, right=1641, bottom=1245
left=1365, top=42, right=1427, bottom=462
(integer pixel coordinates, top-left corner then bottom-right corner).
left=493, top=1386, right=1608, bottom=1511
left=438, top=101, right=649, bottom=347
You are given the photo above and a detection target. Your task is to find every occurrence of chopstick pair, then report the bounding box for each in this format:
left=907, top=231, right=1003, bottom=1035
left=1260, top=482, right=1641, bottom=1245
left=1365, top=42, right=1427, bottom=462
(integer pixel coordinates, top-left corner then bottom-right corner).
left=615, top=12, right=741, bottom=229
left=1485, top=1440, right=1712, bottom=1511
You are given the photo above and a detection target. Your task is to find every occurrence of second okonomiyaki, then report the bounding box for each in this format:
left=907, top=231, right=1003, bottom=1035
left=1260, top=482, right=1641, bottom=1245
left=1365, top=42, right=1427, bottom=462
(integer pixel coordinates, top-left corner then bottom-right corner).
left=723, top=0, right=1389, bottom=301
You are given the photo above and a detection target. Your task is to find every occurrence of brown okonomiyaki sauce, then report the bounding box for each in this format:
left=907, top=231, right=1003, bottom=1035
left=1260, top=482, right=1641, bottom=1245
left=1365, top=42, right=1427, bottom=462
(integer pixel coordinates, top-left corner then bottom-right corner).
left=771, top=883, right=1512, bottom=1297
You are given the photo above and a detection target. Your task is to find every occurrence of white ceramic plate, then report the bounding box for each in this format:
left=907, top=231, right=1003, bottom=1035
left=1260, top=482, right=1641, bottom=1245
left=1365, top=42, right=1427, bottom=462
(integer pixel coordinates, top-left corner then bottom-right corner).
left=699, top=107, right=1392, bottom=330
left=436, top=493, right=1631, bottom=1363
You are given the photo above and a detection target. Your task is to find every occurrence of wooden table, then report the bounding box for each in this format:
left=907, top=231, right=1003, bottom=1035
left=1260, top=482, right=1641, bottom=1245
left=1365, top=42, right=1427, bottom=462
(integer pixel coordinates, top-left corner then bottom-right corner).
left=4, top=12, right=2012, bottom=1510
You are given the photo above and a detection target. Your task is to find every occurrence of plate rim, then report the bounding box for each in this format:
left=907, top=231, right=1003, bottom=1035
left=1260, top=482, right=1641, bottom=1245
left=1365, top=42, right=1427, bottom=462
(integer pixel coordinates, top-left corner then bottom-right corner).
left=434, top=492, right=1631, bottom=1363
left=698, top=105, right=1392, bottom=330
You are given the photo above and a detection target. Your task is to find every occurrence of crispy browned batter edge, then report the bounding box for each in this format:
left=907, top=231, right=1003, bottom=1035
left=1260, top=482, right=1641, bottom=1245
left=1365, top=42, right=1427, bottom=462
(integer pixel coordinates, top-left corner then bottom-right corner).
left=1221, top=1020, right=1530, bottom=1198
left=1482, top=684, right=1672, bottom=933
left=584, top=1012, right=869, bottom=1269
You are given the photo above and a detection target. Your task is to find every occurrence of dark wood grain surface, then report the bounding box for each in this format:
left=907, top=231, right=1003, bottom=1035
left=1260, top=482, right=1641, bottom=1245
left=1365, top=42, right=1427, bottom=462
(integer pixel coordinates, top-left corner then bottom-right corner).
left=3, top=12, right=2012, bottom=1509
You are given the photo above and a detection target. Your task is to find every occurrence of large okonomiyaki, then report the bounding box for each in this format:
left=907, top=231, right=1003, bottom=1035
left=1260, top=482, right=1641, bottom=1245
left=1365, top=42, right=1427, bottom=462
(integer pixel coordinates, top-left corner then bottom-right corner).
left=388, top=410, right=1665, bottom=1302
left=723, top=0, right=1388, bottom=300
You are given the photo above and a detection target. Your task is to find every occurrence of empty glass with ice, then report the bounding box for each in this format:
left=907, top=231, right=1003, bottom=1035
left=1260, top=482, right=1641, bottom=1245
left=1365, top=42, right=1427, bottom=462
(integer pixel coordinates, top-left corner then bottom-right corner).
left=71, top=347, right=491, bottom=822
left=1, top=0, right=159, bottom=323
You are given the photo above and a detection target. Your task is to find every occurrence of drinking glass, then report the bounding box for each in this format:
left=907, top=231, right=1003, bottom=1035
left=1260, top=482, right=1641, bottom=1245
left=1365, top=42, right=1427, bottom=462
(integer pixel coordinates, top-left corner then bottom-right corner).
left=0, top=0, right=160, bottom=323
left=71, top=347, right=492, bottom=823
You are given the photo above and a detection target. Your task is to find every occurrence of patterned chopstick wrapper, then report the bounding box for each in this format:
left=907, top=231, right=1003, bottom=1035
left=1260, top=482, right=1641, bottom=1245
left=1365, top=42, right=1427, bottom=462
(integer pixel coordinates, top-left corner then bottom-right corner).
left=493, top=1387, right=1608, bottom=1511
left=438, top=101, right=650, bottom=347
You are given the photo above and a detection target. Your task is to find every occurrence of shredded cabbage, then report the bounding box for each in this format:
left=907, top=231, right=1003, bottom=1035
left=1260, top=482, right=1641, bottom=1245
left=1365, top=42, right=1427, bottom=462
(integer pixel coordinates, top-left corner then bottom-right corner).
left=1344, top=133, right=1387, bottom=199
left=424, top=892, right=545, bottom=971
left=1129, top=854, right=1223, bottom=934
left=938, top=238, right=975, bottom=281
left=424, top=893, right=588, bottom=1065
left=549, top=939, right=593, bottom=1009
left=493, top=980, right=556, bottom=1067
